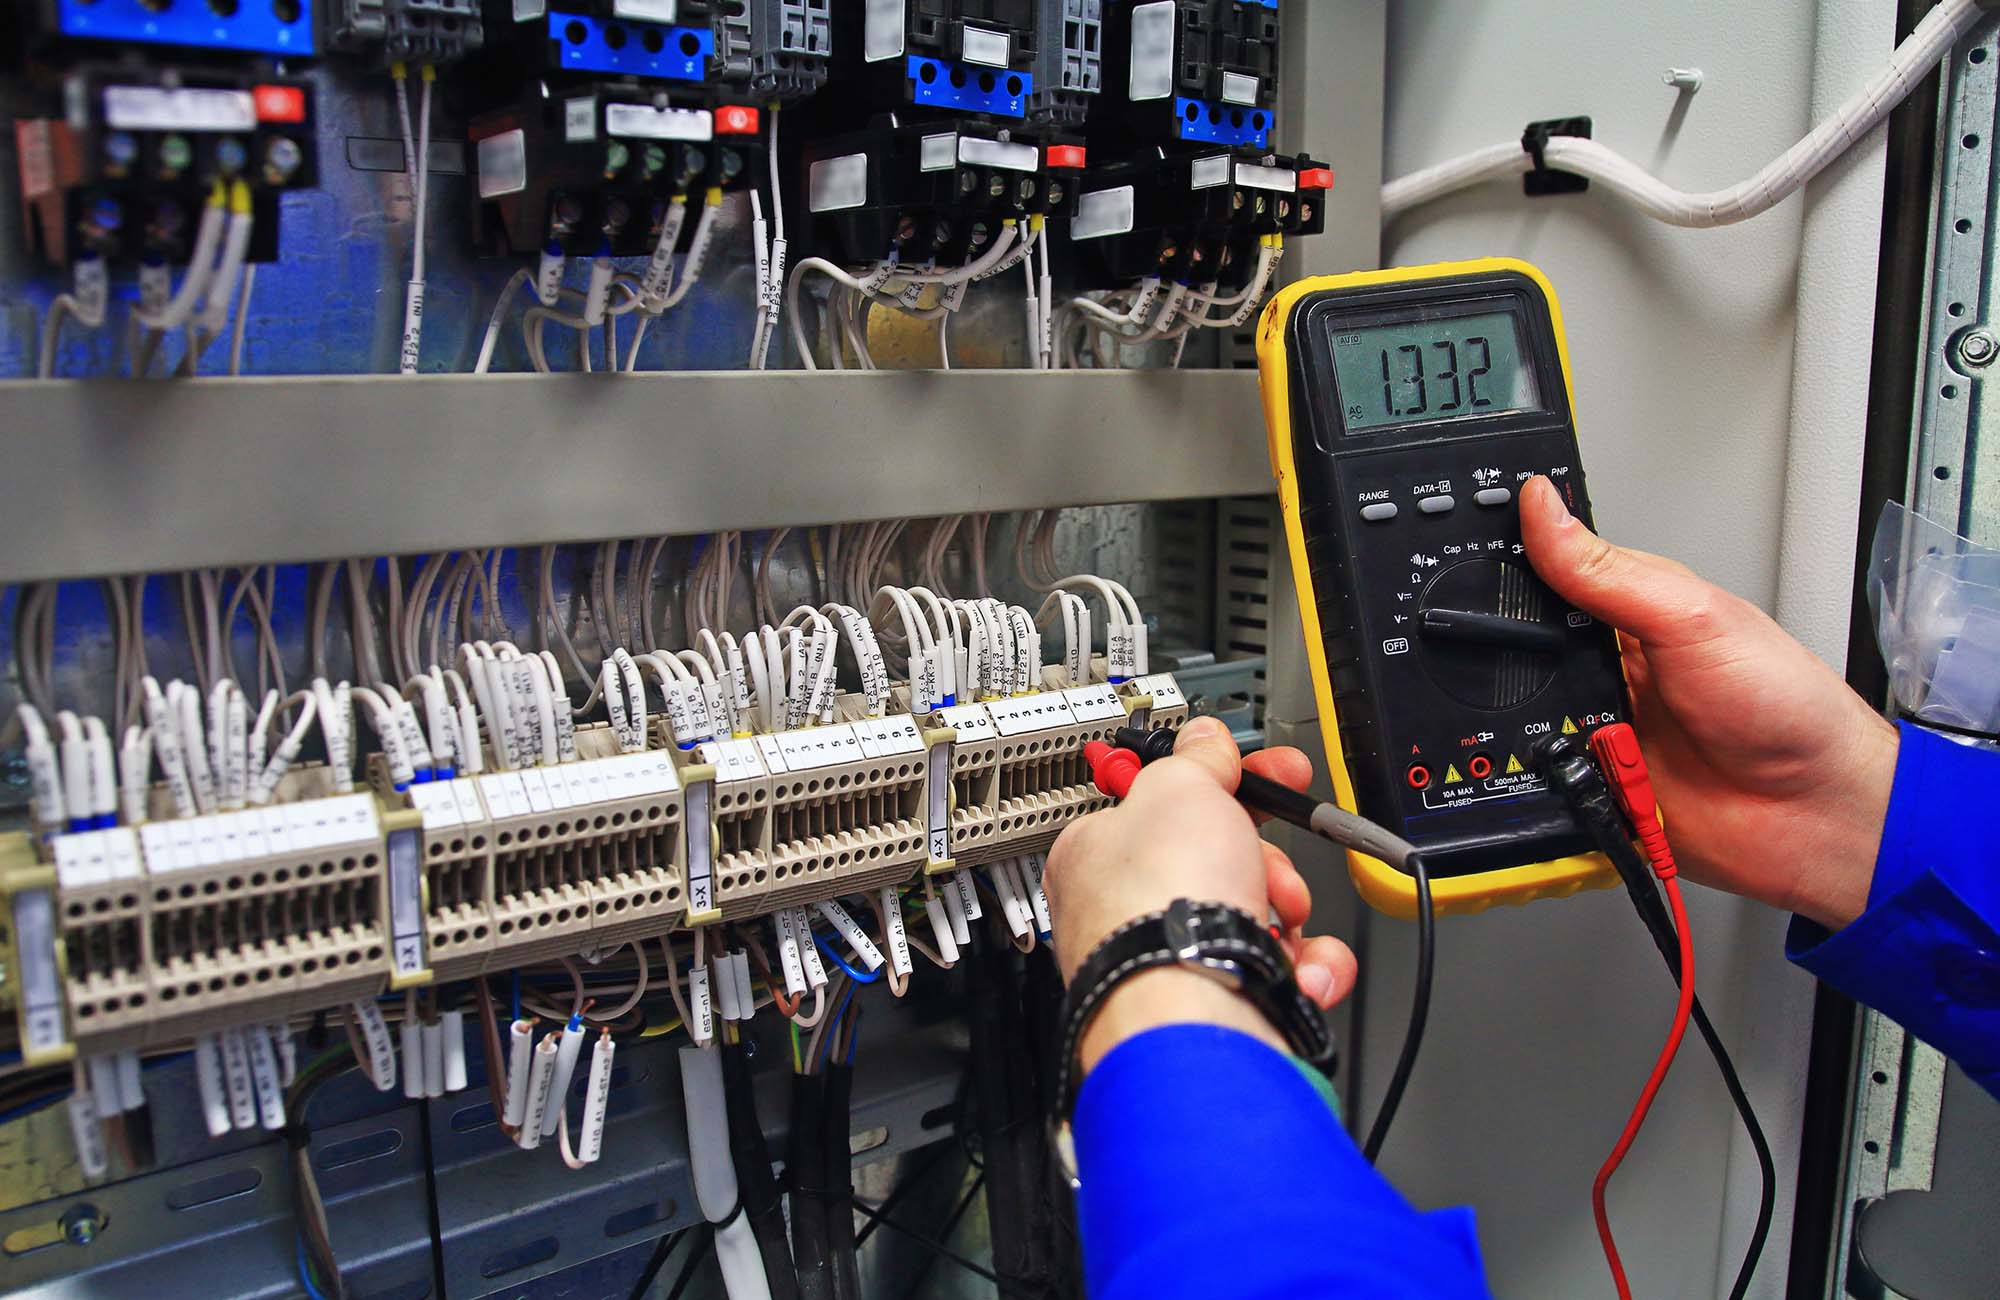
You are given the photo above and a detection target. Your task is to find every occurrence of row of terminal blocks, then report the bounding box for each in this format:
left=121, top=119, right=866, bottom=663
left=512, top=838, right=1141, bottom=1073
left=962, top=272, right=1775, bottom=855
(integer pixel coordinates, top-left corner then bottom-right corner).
left=0, top=671, right=1187, bottom=1061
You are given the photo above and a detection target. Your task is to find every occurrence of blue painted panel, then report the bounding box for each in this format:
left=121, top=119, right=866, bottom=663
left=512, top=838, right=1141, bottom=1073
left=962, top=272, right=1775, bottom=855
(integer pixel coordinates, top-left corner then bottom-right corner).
left=56, top=0, right=317, bottom=57
left=545, top=13, right=712, bottom=82
left=905, top=56, right=1031, bottom=119
left=1173, top=95, right=1271, bottom=148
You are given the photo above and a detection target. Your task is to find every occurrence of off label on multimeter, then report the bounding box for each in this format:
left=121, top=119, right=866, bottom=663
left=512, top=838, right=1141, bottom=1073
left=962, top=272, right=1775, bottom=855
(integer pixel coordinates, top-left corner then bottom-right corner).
left=1256, top=259, right=1625, bottom=918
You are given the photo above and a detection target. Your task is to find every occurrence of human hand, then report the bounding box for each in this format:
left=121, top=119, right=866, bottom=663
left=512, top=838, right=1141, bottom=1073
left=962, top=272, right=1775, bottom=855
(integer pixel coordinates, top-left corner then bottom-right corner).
left=1519, top=476, right=1898, bottom=929
left=1043, top=716, right=1358, bottom=1071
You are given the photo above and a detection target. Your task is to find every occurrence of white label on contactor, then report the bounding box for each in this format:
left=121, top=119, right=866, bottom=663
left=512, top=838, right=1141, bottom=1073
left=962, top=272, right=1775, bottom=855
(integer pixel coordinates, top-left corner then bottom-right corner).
left=920, top=132, right=959, bottom=173
left=1190, top=154, right=1232, bottom=190
left=865, top=0, right=906, bottom=61
left=477, top=129, right=529, bottom=198
left=1221, top=71, right=1259, bottom=106
left=104, top=86, right=255, bottom=132
left=959, top=136, right=1038, bottom=173
left=605, top=104, right=713, bottom=142
left=1128, top=2, right=1177, bottom=101
left=961, top=25, right=1010, bottom=67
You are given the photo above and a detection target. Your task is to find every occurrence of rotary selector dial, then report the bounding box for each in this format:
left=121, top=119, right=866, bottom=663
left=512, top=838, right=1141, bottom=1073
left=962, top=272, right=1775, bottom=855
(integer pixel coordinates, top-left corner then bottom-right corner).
left=1415, top=558, right=1566, bottom=710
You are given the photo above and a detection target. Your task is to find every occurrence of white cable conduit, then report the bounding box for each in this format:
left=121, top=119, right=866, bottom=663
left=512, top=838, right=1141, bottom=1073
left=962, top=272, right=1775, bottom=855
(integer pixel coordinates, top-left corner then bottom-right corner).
left=1381, top=0, right=1985, bottom=227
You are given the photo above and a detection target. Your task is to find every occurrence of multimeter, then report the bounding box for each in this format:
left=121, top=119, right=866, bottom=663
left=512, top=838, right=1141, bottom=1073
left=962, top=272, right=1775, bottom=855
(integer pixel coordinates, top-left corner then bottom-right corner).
left=1255, top=259, right=1625, bottom=918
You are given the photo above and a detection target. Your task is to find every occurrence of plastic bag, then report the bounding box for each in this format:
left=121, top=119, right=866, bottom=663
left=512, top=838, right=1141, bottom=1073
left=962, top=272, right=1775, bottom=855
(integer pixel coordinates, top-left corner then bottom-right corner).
left=1868, top=501, right=2000, bottom=734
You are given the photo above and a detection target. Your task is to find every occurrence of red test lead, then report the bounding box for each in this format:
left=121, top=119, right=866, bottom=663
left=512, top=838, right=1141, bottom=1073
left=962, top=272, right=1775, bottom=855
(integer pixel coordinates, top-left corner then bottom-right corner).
left=1584, top=723, right=1696, bottom=1300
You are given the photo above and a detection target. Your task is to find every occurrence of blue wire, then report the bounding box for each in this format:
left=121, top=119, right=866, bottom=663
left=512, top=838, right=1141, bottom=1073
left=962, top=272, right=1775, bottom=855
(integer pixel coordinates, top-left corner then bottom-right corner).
left=845, top=1003, right=862, bottom=1065
left=810, top=930, right=881, bottom=984
left=296, top=1237, right=330, bottom=1300
left=511, top=969, right=522, bottom=1024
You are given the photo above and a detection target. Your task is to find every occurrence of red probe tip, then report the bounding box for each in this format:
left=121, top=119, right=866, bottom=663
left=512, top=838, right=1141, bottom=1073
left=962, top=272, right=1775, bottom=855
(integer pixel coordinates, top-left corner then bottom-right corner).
left=1084, top=740, right=1143, bottom=801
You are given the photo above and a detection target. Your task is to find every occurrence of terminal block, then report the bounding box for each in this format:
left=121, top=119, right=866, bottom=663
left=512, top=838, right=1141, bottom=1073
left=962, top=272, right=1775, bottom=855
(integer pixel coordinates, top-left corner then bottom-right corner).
left=470, top=87, right=763, bottom=256
left=445, top=725, right=685, bottom=970
left=324, top=0, right=485, bottom=67
left=1068, top=146, right=1328, bottom=287
left=1099, top=0, right=1280, bottom=150
left=801, top=120, right=1083, bottom=267
left=1120, top=671, right=1192, bottom=732
left=830, top=0, right=1039, bottom=121
left=713, top=0, right=832, bottom=100
left=14, top=66, right=319, bottom=267
left=927, top=681, right=1139, bottom=866
left=23, top=0, right=318, bottom=58
left=691, top=709, right=932, bottom=922
left=7, top=771, right=420, bottom=1055
left=1027, top=0, right=1102, bottom=125
left=378, top=770, right=496, bottom=980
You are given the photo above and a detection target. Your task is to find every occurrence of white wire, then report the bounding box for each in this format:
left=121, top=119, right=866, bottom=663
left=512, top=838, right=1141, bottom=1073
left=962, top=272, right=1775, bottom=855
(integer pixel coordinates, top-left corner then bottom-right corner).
left=474, top=267, right=534, bottom=373
left=228, top=264, right=256, bottom=376
left=1382, top=0, right=1981, bottom=226
left=37, top=299, right=76, bottom=380
left=413, top=74, right=432, bottom=286
left=135, top=193, right=226, bottom=333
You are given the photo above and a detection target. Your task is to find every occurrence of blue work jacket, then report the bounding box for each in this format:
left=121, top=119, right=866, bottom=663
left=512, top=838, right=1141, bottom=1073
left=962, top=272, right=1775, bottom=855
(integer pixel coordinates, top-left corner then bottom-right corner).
left=1071, top=722, right=1997, bottom=1298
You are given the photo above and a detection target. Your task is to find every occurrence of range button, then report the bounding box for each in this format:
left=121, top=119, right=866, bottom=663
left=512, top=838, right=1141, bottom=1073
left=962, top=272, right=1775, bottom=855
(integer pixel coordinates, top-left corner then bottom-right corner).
left=1360, top=502, right=1399, bottom=522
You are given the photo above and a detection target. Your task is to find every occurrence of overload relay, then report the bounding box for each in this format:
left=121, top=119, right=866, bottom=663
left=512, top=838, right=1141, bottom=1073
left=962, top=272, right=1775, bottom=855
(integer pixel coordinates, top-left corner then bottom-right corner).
left=803, top=121, right=1085, bottom=268
left=470, top=89, right=764, bottom=257
left=14, top=67, right=318, bottom=267
left=1069, top=145, right=1327, bottom=286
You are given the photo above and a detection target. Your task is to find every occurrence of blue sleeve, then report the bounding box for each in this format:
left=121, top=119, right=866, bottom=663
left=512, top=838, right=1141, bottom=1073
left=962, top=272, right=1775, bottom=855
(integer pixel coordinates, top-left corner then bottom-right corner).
left=1072, top=1023, right=1492, bottom=1300
left=1787, top=722, right=2000, bottom=1098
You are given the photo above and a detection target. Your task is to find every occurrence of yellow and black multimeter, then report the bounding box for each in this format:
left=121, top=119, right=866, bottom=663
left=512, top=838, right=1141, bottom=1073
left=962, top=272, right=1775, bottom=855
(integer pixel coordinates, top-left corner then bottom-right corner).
left=1256, top=259, right=1623, bottom=918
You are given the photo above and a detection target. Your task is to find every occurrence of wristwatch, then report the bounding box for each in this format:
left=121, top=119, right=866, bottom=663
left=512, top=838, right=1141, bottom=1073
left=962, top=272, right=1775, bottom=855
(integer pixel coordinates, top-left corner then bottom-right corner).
left=1054, top=898, right=1338, bottom=1126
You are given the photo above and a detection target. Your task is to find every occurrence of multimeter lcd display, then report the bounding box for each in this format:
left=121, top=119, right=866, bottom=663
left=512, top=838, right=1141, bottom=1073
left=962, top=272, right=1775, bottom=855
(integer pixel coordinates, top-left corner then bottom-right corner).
left=1328, top=308, right=1542, bottom=433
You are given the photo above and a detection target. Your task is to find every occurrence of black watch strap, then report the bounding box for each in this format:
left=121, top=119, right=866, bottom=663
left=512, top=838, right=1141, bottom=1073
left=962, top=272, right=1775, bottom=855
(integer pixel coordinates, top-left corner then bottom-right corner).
left=1054, top=899, right=1338, bottom=1124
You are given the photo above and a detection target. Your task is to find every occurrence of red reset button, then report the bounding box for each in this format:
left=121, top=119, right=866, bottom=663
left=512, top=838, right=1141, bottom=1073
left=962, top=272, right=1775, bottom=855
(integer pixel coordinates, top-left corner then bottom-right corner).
left=254, top=84, right=307, bottom=124
left=1298, top=167, right=1335, bottom=191
left=716, top=105, right=762, bottom=135
left=1046, top=144, right=1087, bottom=170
